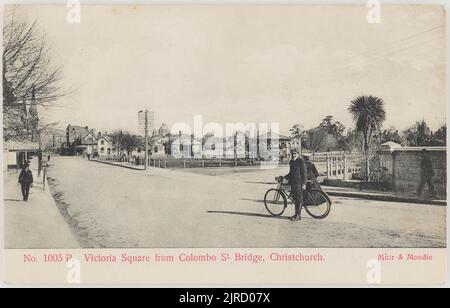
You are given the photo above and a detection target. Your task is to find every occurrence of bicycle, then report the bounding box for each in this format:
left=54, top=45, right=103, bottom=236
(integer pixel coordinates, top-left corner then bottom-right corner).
left=264, top=176, right=332, bottom=219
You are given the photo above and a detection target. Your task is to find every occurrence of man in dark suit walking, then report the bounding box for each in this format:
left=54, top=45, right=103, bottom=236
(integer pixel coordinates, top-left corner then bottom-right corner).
left=417, top=149, right=437, bottom=199
left=18, top=163, right=34, bottom=201
left=285, top=150, right=307, bottom=221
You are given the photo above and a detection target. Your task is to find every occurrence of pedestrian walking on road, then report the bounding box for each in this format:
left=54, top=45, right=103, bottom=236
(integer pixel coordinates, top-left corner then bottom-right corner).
left=18, top=164, right=34, bottom=202
left=416, top=149, right=437, bottom=199
left=284, top=149, right=307, bottom=221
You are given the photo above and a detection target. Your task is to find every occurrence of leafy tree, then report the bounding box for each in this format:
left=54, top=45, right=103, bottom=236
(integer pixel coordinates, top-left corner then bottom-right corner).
left=320, top=116, right=334, bottom=128
left=289, top=124, right=304, bottom=139
left=289, top=124, right=310, bottom=149
left=403, top=120, right=431, bottom=146
left=111, top=130, right=141, bottom=155
left=432, top=124, right=446, bottom=146
left=377, top=127, right=403, bottom=145
left=403, top=121, right=446, bottom=146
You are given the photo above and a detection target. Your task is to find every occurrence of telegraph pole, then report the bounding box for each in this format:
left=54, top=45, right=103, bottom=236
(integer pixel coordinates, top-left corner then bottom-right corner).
left=144, top=110, right=149, bottom=170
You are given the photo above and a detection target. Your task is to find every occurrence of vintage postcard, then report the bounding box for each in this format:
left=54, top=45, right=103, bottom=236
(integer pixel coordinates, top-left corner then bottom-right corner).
left=1, top=2, right=448, bottom=287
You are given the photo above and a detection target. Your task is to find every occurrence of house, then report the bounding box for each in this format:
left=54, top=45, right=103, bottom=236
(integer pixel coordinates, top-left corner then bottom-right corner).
left=149, top=135, right=168, bottom=157
left=96, top=134, right=113, bottom=158
left=64, top=124, right=94, bottom=155
left=258, top=132, right=294, bottom=160
left=146, top=123, right=298, bottom=160
left=81, top=131, right=98, bottom=155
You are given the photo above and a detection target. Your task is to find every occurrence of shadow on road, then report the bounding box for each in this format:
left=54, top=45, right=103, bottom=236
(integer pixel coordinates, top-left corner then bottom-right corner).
left=245, top=181, right=275, bottom=185
left=240, top=198, right=266, bottom=204
left=207, top=210, right=291, bottom=220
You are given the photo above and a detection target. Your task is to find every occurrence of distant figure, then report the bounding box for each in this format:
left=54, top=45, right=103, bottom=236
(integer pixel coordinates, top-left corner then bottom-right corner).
left=18, top=164, right=34, bottom=202
left=417, top=149, right=436, bottom=198
left=303, top=153, right=322, bottom=191
left=47, top=155, right=51, bottom=162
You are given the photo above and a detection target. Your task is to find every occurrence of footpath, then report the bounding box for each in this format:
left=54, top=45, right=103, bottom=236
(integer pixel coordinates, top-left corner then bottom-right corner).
left=92, top=158, right=144, bottom=170
left=323, top=185, right=446, bottom=206
left=3, top=169, right=80, bottom=249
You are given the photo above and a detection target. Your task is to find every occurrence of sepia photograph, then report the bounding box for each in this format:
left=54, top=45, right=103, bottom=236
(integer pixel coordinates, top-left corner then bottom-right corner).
left=1, top=2, right=447, bottom=280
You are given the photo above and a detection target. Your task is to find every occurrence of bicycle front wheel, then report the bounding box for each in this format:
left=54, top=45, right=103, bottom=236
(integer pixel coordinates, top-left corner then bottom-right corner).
left=304, top=189, right=331, bottom=219
left=264, top=189, right=287, bottom=216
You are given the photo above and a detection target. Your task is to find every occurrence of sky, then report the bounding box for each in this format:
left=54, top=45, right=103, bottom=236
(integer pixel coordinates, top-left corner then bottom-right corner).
left=12, top=5, right=448, bottom=136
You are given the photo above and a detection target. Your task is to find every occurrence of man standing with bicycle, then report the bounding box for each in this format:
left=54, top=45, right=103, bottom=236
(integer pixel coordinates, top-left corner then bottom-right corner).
left=284, top=149, right=307, bottom=221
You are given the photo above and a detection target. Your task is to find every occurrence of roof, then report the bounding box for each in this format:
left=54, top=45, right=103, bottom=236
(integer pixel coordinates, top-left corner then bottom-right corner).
left=159, top=123, right=170, bottom=131
left=98, top=135, right=111, bottom=142
left=380, top=141, right=402, bottom=147
left=67, top=125, right=91, bottom=139
left=83, top=132, right=97, bottom=140
left=5, top=141, right=39, bottom=151
left=258, top=132, right=291, bottom=141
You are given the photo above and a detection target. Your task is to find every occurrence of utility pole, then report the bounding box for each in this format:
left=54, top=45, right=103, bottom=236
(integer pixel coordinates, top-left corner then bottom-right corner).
left=90, top=131, right=94, bottom=160
left=144, top=110, right=149, bottom=170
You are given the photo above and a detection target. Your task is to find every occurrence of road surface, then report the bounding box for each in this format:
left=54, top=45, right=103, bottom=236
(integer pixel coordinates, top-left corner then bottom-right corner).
left=40, top=156, right=445, bottom=248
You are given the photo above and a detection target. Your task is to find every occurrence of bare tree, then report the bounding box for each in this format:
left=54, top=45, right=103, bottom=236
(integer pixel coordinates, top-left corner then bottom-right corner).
left=3, top=8, right=67, bottom=141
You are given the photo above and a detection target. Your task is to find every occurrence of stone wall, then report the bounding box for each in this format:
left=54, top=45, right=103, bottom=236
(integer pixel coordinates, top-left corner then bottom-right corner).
left=379, top=147, right=447, bottom=198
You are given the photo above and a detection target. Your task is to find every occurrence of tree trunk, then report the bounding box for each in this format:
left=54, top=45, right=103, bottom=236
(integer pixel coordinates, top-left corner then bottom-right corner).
left=363, top=131, right=370, bottom=182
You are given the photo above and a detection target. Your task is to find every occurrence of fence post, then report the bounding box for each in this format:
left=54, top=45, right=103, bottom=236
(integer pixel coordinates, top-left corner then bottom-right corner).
left=343, top=154, right=348, bottom=180
left=333, top=157, right=337, bottom=176
left=183, top=160, right=186, bottom=168
left=158, top=159, right=161, bottom=168
left=326, top=154, right=330, bottom=178
left=202, top=159, right=205, bottom=168
left=164, top=160, right=167, bottom=168
left=219, top=158, right=222, bottom=167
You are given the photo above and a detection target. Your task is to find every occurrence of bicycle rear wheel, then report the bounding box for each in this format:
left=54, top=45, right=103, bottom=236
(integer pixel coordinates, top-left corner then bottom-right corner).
left=304, top=189, right=331, bottom=219
left=264, top=189, right=287, bottom=216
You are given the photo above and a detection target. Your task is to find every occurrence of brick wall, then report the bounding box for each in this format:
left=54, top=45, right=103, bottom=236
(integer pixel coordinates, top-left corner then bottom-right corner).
left=380, top=147, right=447, bottom=198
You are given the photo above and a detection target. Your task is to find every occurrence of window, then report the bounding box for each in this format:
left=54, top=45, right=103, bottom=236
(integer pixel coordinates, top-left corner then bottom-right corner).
left=101, top=140, right=105, bottom=145
left=154, top=147, right=158, bottom=153
left=101, top=147, right=104, bottom=153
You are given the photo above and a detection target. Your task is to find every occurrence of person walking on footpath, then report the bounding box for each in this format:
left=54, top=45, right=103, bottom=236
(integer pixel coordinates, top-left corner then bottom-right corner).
left=416, top=149, right=437, bottom=199
left=18, top=163, right=34, bottom=202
